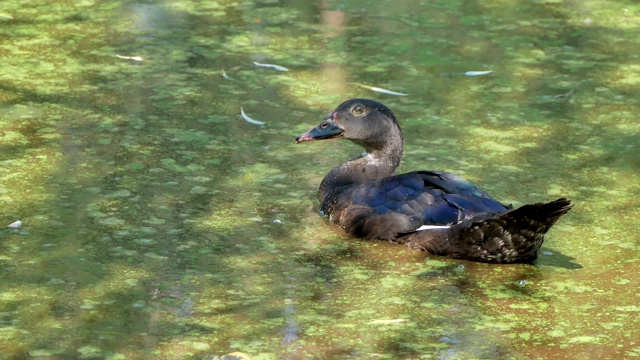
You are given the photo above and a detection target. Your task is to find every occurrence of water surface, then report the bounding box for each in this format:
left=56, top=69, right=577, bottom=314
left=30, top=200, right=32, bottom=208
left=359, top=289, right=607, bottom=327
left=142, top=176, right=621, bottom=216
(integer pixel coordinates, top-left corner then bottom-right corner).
left=1, top=0, right=639, bottom=358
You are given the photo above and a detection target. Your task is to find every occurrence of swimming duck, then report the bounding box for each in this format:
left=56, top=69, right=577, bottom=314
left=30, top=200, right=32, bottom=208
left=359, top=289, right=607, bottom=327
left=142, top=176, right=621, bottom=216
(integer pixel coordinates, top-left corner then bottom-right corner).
left=295, top=99, right=572, bottom=263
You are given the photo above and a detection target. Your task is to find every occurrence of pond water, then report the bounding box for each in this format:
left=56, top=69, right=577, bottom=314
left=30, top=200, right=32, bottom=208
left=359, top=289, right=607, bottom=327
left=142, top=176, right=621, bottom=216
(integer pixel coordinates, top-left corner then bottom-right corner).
left=1, top=0, right=639, bottom=359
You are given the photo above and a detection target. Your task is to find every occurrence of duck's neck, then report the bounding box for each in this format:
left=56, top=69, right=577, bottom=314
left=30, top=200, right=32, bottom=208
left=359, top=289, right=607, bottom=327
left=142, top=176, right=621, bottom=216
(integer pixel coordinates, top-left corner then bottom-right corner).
left=319, top=133, right=403, bottom=199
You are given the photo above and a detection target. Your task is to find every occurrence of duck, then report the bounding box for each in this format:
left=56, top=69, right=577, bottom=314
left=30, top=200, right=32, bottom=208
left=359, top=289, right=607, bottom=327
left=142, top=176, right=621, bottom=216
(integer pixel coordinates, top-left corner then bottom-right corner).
left=295, top=99, right=573, bottom=263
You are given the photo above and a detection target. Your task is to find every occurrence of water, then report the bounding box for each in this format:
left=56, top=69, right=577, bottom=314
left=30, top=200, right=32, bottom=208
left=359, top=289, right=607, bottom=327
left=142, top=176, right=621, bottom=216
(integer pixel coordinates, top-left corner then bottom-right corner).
left=1, top=0, right=639, bottom=358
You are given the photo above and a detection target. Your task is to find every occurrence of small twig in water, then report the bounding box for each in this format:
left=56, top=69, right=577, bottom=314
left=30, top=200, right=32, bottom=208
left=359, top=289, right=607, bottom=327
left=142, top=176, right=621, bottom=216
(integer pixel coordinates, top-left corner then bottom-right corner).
left=542, top=89, right=575, bottom=99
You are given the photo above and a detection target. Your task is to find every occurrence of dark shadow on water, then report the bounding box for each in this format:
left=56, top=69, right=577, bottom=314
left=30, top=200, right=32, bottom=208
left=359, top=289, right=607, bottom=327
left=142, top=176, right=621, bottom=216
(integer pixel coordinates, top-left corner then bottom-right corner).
left=535, top=248, right=583, bottom=269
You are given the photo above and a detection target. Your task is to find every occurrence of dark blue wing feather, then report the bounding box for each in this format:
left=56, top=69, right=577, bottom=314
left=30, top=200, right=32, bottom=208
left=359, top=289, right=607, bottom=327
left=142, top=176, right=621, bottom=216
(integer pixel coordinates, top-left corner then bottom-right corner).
left=322, top=170, right=509, bottom=240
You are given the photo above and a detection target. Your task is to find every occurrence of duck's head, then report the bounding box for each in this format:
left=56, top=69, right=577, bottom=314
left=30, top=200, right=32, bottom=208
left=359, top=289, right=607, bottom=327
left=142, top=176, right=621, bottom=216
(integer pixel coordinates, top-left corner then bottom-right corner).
left=295, top=99, right=401, bottom=151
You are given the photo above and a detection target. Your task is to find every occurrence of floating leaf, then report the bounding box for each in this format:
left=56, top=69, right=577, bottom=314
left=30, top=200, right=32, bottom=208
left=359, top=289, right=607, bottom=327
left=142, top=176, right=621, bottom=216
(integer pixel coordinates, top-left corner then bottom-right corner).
left=440, top=70, right=494, bottom=77
left=240, top=108, right=266, bottom=126
left=253, top=61, right=288, bottom=71
left=464, top=70, right=493, bottom=76
left=116, top=54, right=143, bottom=61
left=353, top=83, right=408, bottom=96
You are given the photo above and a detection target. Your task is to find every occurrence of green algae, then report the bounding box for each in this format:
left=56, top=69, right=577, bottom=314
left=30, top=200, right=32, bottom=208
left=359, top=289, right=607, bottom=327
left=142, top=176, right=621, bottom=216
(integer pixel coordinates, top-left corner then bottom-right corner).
left=0, top=0, right=639, bottom=359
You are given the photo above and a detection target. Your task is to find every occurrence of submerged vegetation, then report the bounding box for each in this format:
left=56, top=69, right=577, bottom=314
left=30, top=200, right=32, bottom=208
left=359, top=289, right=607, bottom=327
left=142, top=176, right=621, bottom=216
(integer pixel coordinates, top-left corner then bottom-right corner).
left=1, top=0, right=639, bottom=358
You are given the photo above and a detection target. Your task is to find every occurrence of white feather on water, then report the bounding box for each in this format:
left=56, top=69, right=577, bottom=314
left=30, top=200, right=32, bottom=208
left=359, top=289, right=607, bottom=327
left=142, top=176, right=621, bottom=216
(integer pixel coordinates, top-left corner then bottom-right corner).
left=464, top=70, right=493, bottom=76
left=7, top=220, right=22, bottom=228
left=240, top=108, right=266, bottom=126
left=354, top=83, right=408, bottom=96
left=253, top=61, right=289, bottom=71
left=116, top=54, right=143, bottom=61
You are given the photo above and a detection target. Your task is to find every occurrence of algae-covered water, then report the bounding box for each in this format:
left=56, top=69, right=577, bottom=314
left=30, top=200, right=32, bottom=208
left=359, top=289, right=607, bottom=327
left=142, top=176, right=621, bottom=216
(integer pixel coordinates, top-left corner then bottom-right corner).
left=1, top=0, right=639, bottom=359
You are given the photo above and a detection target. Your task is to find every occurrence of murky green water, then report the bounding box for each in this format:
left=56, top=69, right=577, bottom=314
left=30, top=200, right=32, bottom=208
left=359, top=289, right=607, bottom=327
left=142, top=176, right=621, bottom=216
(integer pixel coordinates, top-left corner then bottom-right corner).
left=1, top=0, right=639, bottom=358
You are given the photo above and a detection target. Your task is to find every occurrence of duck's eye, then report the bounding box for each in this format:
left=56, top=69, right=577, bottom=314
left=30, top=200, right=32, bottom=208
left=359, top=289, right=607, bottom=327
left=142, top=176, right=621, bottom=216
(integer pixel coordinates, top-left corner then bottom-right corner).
left=351, top=105, right=365, bottom=116
left=320, top=121, right=329, bottom=128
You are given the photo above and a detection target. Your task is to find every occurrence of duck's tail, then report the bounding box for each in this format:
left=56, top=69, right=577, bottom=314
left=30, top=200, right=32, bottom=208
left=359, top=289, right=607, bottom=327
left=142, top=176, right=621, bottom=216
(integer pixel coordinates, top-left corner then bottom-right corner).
left=399, top=198, right=573, bottom=263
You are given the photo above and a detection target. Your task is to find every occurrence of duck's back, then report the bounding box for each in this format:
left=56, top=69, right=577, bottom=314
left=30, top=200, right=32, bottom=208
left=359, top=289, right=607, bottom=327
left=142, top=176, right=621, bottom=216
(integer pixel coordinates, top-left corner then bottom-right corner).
left=322, top=170, right=509, bottom=240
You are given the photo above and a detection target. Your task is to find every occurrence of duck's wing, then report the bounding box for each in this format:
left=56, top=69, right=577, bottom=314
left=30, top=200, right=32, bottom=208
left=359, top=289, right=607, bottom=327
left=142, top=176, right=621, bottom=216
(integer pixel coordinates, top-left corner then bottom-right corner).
left=322, top=170, right=510, bottom=240
left=410, top=170, right=511, bottom=222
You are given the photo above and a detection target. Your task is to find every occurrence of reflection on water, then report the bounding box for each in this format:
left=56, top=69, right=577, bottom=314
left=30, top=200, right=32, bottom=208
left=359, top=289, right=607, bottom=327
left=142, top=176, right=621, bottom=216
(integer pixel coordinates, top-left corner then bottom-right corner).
left=1, top=0, right=639, bottom=358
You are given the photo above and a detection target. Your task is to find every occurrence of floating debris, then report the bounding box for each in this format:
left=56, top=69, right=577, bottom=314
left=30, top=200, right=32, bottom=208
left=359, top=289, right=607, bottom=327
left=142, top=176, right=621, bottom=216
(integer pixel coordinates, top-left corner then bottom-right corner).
left=272, top=219, right=283, bottom=225
left=253, top=61, right=288, bottom=72
left=464, top=70, right=493, bottom=76
left=116, top=54, right=144, bottom=61
left=441, top=70, right=493, bottom=77
left=222, top=70, right=241, bottom=82
left=354, top=83, right=408, bottom=96
left=541, top=89, right=575, bottom=99
left=240, top=108, right=266, bottom=126
left=7, top=220, right=22, bottom=228
left=0, top=13, right=14, bottom=20
left=369, top=319, right=408, bottom=324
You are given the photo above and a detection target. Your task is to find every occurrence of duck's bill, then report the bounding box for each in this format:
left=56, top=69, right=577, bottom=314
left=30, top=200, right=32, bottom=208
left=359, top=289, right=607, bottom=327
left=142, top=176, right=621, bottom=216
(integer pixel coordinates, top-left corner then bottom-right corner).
left=295, top=122, right=344, bottom=143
